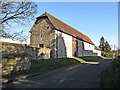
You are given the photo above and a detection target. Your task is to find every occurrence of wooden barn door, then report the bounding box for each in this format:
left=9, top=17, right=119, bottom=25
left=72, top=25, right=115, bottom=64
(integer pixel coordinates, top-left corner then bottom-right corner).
left=72, top=38, right=77, bottom=57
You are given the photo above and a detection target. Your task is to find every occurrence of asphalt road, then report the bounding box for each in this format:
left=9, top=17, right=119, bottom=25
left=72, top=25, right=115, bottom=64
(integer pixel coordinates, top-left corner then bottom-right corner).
left=4, top=59, right=113, bottom=88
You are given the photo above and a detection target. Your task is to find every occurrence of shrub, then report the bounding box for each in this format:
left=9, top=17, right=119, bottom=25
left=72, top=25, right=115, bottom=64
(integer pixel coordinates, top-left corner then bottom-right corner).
left=102, top=51, right=114, bottom=58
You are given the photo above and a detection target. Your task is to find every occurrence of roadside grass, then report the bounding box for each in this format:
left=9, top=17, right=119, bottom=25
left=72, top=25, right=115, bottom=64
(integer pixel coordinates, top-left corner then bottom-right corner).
left=30, top=56, right=104, bottom=72
left=30, top=58, right=79, bottom=72
left=78, top=56, right=104, bottom=62
left=2, top=58, right=79, bottom=80
left=3, top=56, right=103, bottom=77
left=99, top=56, right=106, bottom=59
left=101, top=64, right=116, bottom=88
left=2, top=56, right=104, bottom=84
left=101, top=57, right=120, bottom=88
left=102, top=51, right=116, bottom=58
left=74, top=57, right=85, bottom=63
left=113, top=57, right=120, bottom=65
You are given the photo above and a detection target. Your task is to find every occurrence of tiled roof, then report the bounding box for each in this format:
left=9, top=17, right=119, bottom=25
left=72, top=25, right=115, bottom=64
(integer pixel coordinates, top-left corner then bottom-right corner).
left=37, top=12, right=94, bottom=45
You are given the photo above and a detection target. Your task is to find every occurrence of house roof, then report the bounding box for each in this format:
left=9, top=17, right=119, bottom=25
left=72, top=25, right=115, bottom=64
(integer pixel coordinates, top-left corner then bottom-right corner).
left=36, top=12, right=94, bottom=45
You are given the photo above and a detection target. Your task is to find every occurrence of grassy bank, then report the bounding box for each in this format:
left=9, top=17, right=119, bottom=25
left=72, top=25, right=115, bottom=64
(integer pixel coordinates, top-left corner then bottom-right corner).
left=101, top=57, right=120, bottom=88
left=101, top=64, right=116, bottom=88
left=3, top=56, right=103, bottom=77
left=31, top=56, right=104, bottom=72
left=80, top=56, right=104, bottom=61
left=30, top=58, right=79, bottom=72
left=2, top=58, right=79, bottom=80
left=2, top=56, right=104, bottom=84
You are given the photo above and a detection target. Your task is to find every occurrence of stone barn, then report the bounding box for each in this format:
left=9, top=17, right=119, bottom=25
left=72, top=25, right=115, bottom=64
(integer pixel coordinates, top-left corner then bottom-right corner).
left=30, top=12, right=101, bottom=58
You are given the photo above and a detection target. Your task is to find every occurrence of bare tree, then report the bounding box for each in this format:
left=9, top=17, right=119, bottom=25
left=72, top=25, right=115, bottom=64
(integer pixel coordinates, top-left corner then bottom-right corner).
left=0, top=1, right=37, bottom=41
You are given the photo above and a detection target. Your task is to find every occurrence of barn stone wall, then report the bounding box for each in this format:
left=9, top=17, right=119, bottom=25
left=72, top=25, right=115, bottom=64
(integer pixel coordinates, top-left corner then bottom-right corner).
left=77, top=40, right=98, bottom=57
left=77, top=40, right=84, bottom=57
left=83, top=42, right=101, bottom=56
left=30, top=18, right=56, bottom=58
left=83, top=50, right=97, bottom=56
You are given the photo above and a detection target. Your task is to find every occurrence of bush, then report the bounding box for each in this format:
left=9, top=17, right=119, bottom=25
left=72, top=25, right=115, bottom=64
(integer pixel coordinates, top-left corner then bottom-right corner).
left=113, top=57, right=120, bottom=65
left=102, top=51, right=114, bottom=58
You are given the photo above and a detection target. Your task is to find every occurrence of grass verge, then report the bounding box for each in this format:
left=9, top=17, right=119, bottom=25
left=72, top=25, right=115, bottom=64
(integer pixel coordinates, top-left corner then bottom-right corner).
left=74, top=57, right=85, bottom=63
left=3, top=56, right=103, bottom=77
left=101, top=64, right=116, bottom=88
left=78, top=56, right=104, bottom=62
left=30, top=58, right=79, bottom=72
left=101, top=57, right=120, bottom=88
left=2, top=58, right=79, bottom=82
left=3, top=56, right=104, bottom=84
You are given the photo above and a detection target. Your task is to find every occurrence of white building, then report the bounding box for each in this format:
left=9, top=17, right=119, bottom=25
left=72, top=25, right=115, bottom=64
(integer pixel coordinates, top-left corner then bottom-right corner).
left=30, top=12, right=101, bottom=58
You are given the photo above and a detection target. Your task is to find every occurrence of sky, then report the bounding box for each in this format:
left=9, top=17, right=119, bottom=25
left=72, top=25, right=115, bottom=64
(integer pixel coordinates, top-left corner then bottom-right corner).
left=1, top=2, right=118, bottom=50
left=36, top=2, right=118, bottom=49
left=119, top=1, right=120, bottom=49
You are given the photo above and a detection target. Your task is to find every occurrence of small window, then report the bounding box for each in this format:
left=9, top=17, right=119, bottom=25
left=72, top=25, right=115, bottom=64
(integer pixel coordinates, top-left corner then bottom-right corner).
left=39, top=44, right=44, bottom=48
left=47, top=24, right=51, bottom=29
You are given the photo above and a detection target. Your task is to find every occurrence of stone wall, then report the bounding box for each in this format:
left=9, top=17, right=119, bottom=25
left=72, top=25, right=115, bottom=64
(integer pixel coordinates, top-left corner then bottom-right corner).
left=55, top=31, right=67, bottom=58
left=83, top=50, right=97, bottom=56
left=30, top=18, right=56, bottom=58
left=1, top=42, right=32, bottom=75
left=1, top=42, right=51, bottom=76
left=83, top=41, right=101, bottom=56
left=77, top=40, right=98, bottom=57
left=61, top=31, right=72, bottom=58
left=1, top=42, right=51, bottom=60
left=2, top=42, right=25, bottom=54
left=2, top=56, right=31, bottom=76
left=77, top=40, right=83, bottom=57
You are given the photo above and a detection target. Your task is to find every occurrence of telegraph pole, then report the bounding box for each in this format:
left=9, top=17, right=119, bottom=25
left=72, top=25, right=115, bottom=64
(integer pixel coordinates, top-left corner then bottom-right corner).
left=114, top=44, right=116, bottom=51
